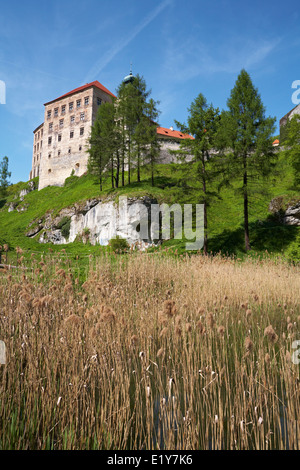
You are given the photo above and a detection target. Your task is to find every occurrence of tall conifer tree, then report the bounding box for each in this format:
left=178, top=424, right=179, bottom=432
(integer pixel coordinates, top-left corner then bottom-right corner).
left=218, top=69, right=276, bottom=251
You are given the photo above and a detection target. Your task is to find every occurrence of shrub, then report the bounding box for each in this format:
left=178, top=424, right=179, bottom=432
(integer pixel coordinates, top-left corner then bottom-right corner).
left=108, top=235, right=130, bottom=253
left=56, top=216, right=71, bottom=240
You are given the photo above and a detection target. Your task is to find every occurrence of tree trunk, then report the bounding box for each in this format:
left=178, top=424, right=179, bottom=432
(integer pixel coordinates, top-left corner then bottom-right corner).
left=243, top=155, right=251, bottom=251
left=111, top=159, right=114, bottom=189
left=115, top=150, right=120, bottom=188
left=128, top=137, right=131, bottom=185
left=202, top=154, right=208, bottom=255
left=137, top=147, right=141, bottom=183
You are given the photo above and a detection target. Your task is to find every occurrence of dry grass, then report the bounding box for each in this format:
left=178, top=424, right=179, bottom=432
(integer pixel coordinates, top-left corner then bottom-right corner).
left=0, top=252, right=299, bottom=450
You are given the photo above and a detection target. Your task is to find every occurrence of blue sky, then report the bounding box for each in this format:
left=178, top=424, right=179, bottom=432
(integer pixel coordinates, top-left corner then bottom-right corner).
left=0, top=0, right=300, bottom=183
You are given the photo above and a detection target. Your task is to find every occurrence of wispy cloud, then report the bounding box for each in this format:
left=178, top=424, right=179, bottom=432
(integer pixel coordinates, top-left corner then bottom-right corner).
left=83, top=0, right=172, bottom=83
left=162, top=36, right=281, bottom=82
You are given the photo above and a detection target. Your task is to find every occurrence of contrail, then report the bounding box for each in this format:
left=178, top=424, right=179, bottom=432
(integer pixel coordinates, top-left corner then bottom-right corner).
left=83, top=0, right=172, bottom=84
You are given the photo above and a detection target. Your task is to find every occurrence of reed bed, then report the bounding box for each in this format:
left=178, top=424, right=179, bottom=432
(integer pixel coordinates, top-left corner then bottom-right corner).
left=0, top=252, right=299, bottom=450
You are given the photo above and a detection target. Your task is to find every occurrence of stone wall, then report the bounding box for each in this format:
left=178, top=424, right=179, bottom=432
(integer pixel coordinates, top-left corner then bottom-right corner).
left=37, top=86, right=113, bottom=190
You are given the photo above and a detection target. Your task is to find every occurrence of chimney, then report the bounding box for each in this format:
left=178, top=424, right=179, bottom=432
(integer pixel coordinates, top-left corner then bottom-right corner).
left=170, top=126, right=174, bottom=131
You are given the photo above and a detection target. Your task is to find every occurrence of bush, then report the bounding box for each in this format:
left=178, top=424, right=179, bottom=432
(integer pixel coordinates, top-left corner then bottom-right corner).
left=56, top=216, right=71, bottom=240
left=108, top=236, right=130, bottom=253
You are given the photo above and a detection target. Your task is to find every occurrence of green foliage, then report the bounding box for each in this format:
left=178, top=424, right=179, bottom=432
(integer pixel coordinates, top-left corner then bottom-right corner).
left=0, top=156, right=11, bottom=197
left=55, top=216, right=71, bottom=240
left=173, top=93, right=221, bottom=253
left=64, top=174, right=79, bottom=186
left=217, top=69, right=277, bottom=251
left=281, top=115, right=300, bottom=188
left=88, top=101, right=118, bottom=191
left=108, top=235, right=130, bottom=253
left=285, top=232, right=300, bottom=263
left=115, top=74, right=160, bottom=186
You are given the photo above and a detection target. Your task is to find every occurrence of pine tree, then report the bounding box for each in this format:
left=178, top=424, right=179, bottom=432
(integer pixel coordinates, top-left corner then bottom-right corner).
left=116, top=74, right=159, bottom=184
left=218, top=69, right=276, bottom=251
left=87, top=101, right=119, bottom=191
left=143, top=98, right=161, bottom=187
left=0, top=156, right=11, bottom=197
left=174, top=93, right=220, bottom=254
left=282, top=115, right=300, bottom=188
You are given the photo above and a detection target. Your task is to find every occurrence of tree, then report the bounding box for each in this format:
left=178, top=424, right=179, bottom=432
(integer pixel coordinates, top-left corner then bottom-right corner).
left=116, top=74, right=160, bottom=185
left=282, top=115, right=300, bottom=188
left=88, top=101, right=120, bottom=191
left=218, top=69, right=276, bottom=251
left=0, top=156, right=11, bottom=197
left=143, top=98, right=161, bottom=187
left=174, top=93, right=220, bottom=254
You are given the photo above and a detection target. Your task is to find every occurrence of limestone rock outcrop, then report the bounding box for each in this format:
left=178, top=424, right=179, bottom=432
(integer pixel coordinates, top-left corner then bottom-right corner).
left=26, top=195, right=161, bottom=249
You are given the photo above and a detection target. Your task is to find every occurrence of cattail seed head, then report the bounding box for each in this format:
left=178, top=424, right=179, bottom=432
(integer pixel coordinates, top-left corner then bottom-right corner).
left=264, top=325, right=278, bottom=344
left=159, top=327, right=168, bottom=338
left=163, top=300, right=177, bottom=318
left=157, top=348, right=164, bottom=358
left=217, top=325, right=225, bottom=337
left=207, top=312, right=215, bottom=329
left=265, top=353, right=271, bottom=364
left=196, top=320, right=205, bottom=334
left=245, top=336, right=253, bottom=353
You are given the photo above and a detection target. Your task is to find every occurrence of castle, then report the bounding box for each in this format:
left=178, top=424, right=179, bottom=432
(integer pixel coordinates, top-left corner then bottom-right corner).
left=30, top=75, right=194, bottom=190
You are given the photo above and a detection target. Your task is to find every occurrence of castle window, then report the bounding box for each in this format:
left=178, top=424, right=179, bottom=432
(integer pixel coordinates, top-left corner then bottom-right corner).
left=58, top=150, right=61, bottom=157
left=41, top=129, right=43, bottom=137
left=37, top=166, right=40, bottom=176
left=70, top=115, right=75, bottom=124
left=40, top=141, right=43, bottom=148
left=84, top=96, right=89, bottom=106
left=79, top=146, right=82, bottom=151
left=49, top=122, right=53, bottom=132
left=59, top=119, right=64, bottom=128
left=48, top=137, right=52, bottom=145
left=69, top=102, right=73, bottom=111
left=58, top=134, right=62, bottom=142
left=34, top=145, right=36, bottom=153
left=48, top=169, right=51, bottom=174
left=97, top=97, right=102, bottom=106
left=48, top=153, right=51, bottom=158
left=70, top=131, right=74, bottom=139
left=61, top=105, right=66, bottom=114
left=47, top=110, right=51, bottom=119
left=68, top=148, right=71, bottom=154
left=54, top=108, right=58, bottom=117
left=80, top=112, right=85, bottom=121
left=76, top=99, right=81, bottom=108
left=37, top=143, right=39, bottom=150
left=75, top=163, right=80, bottom=169
left=80, top=127, right=84, bottom=136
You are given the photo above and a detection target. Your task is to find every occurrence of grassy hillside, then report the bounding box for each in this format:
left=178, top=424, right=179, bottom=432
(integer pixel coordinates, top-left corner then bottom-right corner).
left=0, top=150, right=299, bottom=261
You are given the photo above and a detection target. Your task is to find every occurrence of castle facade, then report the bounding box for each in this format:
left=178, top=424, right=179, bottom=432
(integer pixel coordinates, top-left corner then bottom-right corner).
left=30, top=79, right=194, bottom=190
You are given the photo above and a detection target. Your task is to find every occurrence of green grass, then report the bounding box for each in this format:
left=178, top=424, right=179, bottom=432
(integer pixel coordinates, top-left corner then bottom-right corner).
left=0, top=152, right=299, bottom=261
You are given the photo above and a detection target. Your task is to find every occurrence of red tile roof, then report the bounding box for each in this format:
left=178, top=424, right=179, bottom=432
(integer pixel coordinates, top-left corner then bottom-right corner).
left=156, top=127, right=194, bottom=140
left=44, top=80, right=116, bottom=106
left=272, top=139, right=280, bottom=145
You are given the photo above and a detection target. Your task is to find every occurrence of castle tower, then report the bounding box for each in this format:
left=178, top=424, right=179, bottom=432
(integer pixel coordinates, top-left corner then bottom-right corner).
left=31, top=81, right=116, bottom=190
